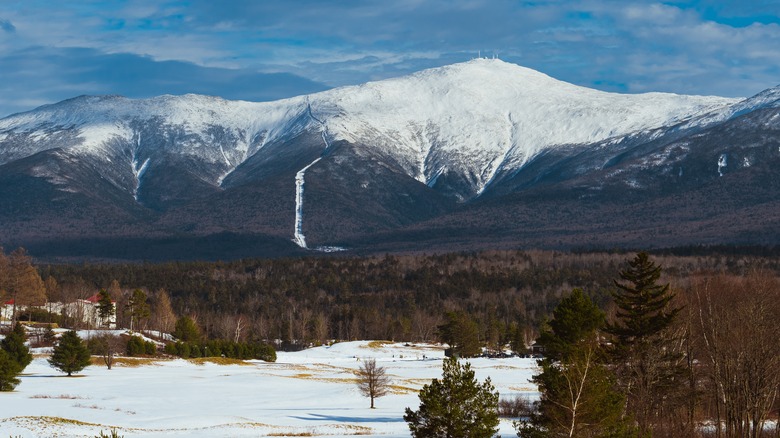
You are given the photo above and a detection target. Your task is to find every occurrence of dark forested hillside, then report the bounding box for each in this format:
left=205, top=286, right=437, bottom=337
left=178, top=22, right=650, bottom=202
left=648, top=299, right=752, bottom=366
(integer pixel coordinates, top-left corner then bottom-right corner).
left=36, top=249, right=780, bottom=348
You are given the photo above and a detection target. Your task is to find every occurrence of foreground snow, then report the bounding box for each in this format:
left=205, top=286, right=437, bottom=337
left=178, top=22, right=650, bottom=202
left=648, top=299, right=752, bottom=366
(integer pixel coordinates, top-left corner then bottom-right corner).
left=0, top=341, right=538, bottom=437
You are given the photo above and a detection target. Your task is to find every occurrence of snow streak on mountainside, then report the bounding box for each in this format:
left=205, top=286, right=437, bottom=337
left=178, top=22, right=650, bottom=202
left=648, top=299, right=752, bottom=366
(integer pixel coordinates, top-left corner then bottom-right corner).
left=292, top=103, right=334, bottom=249
left=293, top=157, right=321, bottom=248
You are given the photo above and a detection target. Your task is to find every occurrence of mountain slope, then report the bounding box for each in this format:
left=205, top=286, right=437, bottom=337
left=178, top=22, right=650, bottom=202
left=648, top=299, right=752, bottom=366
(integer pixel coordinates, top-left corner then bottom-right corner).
left=1, top=59, right=776, bottom=260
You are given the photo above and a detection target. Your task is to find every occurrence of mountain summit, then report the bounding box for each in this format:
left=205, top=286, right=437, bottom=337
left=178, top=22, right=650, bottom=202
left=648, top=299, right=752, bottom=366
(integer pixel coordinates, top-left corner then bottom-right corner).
left=0, top=60, right=776, bottom=260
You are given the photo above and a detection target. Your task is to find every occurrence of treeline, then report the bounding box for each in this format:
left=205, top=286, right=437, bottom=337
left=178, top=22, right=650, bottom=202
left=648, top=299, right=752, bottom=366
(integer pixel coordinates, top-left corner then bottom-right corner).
left=29, top=249, right=780, bottom=349
left=516, top=254, right=780, bottom=438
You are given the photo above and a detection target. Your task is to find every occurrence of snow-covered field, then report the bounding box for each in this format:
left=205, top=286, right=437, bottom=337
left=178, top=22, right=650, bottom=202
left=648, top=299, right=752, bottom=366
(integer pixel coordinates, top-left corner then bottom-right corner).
left=1, top=341, right=538, bottom=437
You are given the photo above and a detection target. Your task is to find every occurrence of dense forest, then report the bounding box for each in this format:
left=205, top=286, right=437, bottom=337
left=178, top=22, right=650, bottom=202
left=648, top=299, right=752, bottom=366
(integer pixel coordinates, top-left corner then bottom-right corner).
left=23, top=249, right=780, bottom=350
left=3, top=247, right=780, bottom=436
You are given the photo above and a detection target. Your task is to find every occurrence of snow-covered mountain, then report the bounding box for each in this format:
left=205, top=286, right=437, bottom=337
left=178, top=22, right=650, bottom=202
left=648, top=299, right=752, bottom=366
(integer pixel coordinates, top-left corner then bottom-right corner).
left=0, top=59, right=777, bottom=260
left=0, top=59, right=735, bottom=197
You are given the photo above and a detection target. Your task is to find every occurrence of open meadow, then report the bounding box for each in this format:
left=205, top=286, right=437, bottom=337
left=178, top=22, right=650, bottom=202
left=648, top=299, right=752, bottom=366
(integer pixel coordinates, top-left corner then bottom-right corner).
left=1, top=341, right=537, bottom=437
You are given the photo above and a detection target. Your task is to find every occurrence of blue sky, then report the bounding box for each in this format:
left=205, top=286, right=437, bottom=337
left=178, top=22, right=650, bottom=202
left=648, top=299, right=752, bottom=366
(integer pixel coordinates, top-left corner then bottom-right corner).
left=1, top=0, right=779, bottom=117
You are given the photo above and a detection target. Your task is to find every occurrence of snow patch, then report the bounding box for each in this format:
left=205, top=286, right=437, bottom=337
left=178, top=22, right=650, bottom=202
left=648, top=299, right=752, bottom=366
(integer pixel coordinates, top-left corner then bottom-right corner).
left=293, top=157, right=322, bottom=249
left=718, top=154, right=728, bottom=176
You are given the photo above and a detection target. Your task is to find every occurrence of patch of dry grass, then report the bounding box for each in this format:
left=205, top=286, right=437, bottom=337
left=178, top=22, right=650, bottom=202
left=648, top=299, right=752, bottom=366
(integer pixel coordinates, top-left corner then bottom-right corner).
left=88, top=357, right=163, bottom=367
left=188, top=357, right=251, bottom=366
left=364, top=340, right=393, bottom=349
left=29, top=394, right=85, bottom=399
left=508, top=385, right=536, bottom=392
left=266, top=433, right=314, bottom=437
left=388, top=384, right=418, bottom=395
left=19, top=416, right=103, bottom=427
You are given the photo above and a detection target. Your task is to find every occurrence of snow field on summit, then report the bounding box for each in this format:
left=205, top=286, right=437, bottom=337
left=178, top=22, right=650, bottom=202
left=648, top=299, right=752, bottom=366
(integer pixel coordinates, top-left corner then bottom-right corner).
left=0, top=59, right=738, bottom=197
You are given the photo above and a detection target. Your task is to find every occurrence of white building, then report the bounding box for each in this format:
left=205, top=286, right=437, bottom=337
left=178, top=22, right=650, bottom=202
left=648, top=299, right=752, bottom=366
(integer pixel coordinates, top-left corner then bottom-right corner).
left=1, top=294, right=116, bottom=329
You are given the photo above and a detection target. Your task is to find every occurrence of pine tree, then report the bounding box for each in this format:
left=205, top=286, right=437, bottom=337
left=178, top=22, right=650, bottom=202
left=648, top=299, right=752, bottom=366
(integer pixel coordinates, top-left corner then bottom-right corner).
left=404, top=356, right=499, bottom=438
left=49, top=330, right=92, bottom=376
left=173, top=316, right=201, bottom=343
left=96, top=289, right=115, bottom=327
left=0, top=349, right=21, bottom=391
left=438, top=312, right=482, bottom=358
left=126, top=289, right=150, bottom=331
left=518, top=289, right=632, bottom=438
left=1, top=323, right=32, bottom=370
left=536, top=288, right=604, bottom=361
left=607, top=252, right=680, bottom=350
left=605, top=252, right=685, bottom=436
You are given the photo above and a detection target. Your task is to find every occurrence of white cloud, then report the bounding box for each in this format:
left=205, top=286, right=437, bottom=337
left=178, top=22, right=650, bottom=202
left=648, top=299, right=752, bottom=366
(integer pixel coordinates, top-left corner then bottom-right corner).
left=0, top=0, right=778, bottom=116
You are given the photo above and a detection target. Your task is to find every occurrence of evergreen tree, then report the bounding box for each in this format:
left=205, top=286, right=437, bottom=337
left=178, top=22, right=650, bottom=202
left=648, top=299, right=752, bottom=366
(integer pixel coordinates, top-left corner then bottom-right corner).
left=1, top=323, right=32, bottom=370
left=536, top=289, right=604, bottom=361
left=49, top=330, right=92, bottom=376
left=517, top=289, right=631, bottom=438
left=0, top=349, right=21, bottom=391
left=606, top=252, right=680, bottom=350
left=42, top=325, right=57, bottom=346
left=173, top=316, right=201, bottom=343
left=96, top=289, right=115, bottom=327
left=404, top=356, right=499, bottom=438
left=605, top=252, right=685, bottom=436
left=126, top=289, right=150, bottom=331
left=438, top=312, right=482, bottom=358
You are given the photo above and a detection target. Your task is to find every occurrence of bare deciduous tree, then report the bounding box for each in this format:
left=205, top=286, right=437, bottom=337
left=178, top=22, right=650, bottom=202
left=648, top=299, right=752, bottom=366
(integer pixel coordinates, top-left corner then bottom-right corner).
left=356, top=358, right=390, bottom=409
left=693, top=272, right=780, bottom=438
left=151, top=288, right=176, bottom=336
left=6, top=248, right=46, bottom=325
left=92, top=334, right=125, bottom=370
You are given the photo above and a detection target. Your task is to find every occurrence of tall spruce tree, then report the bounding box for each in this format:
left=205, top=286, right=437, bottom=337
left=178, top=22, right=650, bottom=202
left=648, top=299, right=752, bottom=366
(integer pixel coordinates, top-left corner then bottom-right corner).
left=605, top=252, right=684, bottom=436
left=438, top=312, right=482, bottom=358
left=126, top=289, right=150, bottom=331
left=404, top=356, right=499, bottom=438
left=607, top=252, right=680, bottom=350
left=49, top=330, right=92, bottom=376
left=518, top=289, right=631, bottom=438
left=0, top=349, right=21, bottom=391
left=1, top=323, right=32, bottom=370
left=96, top=289, right=115, bottom=327
left=174, top=316, right=201, bottom=343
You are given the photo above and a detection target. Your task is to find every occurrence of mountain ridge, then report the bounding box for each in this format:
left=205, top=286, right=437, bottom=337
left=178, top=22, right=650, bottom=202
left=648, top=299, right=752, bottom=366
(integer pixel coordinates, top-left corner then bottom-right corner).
left=1, top=59, right=777, bottom=260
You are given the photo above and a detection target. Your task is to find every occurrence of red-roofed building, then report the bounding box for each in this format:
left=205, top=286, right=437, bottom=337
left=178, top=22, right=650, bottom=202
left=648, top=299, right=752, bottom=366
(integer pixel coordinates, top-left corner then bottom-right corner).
left=1, top=299, right=14, bottom=321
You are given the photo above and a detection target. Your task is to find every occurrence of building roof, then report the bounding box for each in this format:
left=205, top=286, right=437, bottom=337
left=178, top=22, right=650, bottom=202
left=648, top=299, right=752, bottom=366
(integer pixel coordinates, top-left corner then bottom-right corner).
left=85, top=293, right=115, bottom=304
